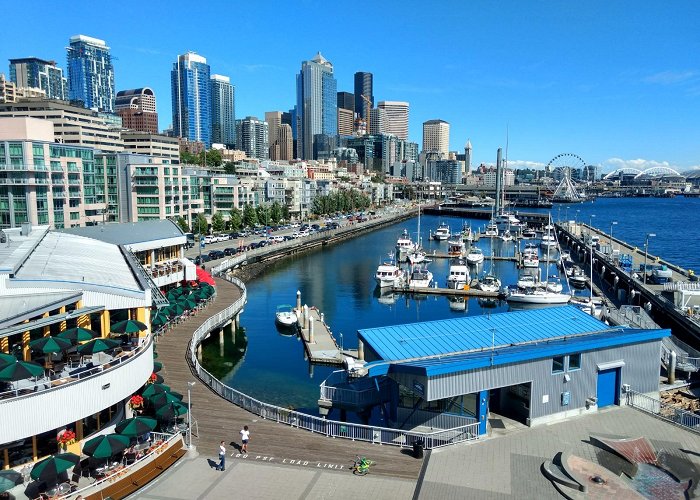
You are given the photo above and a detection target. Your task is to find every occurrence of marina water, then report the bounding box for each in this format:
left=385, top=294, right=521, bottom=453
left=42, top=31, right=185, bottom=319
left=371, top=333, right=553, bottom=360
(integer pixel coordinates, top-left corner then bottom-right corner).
left=202, top=196, right=699, bottom=412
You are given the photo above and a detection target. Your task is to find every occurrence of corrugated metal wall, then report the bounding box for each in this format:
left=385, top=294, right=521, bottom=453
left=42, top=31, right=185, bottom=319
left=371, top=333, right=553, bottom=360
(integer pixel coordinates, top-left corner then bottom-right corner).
left=423, top=341, right=661, bottom=419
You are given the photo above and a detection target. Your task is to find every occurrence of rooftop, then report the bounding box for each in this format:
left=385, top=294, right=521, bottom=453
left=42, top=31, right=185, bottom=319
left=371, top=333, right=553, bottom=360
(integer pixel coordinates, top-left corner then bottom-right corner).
left=60, top=220, right=185, bottom=246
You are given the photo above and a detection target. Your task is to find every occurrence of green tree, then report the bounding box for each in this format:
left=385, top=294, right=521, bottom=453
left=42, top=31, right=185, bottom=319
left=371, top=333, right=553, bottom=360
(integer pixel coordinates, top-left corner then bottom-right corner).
left=193, top=213, right=208, bottom=234
left=229, top=208, right=243, bottom=231
left=176, top=216, right=189, bottom=233
left=199, top=148, right=223, bottom=167
left=282, top=205, right=290, bottom=221
left=256, top=204, right=270, bottom=226
left=243, top=204, right=258, bottom=228
left=270, top=201, right=283, bottom=224
left=224, top=162, right=236, bottom=175
left=180, top=150, right=199, bottom=165
left=211, top=211, right=226, bottom=233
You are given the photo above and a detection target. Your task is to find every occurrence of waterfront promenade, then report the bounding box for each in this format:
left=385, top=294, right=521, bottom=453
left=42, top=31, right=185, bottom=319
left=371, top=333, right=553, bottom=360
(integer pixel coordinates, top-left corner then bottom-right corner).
left=155, top=276, right=423, bottom=481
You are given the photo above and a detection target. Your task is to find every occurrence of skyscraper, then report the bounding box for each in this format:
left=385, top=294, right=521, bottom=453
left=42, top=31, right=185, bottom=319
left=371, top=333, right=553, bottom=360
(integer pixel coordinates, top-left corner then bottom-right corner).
left=337, top=91, right=354, bottom=113
left=66, top=35, right=114, bottom=112
left=265, top=111, right=284, bottom=160
left=377, top=101, right=409, bottom=141
left=9, top=58, right=68, bottom=101
left=171, top=52, right=211, bottom=146
left=210, top=74, right=235, bottom=146
left=354, top=72, right=373, bottom=120
left=337, top=108, right=354, bottom=136
left=235, top=116, right=268, bottom=160
left=115, top=87, right=158, bottom=133
left=278, top=123, right=293, bottom=161
left=422, top=119, right=450, bottom=155
left=369, top=107, right=386, bottom=136
left=296, top=52, right=337, bottom=160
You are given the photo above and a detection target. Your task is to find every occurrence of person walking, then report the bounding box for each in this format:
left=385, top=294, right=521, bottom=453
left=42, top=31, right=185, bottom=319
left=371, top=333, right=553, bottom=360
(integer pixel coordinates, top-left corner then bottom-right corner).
left=240, top=425, right=250, bottom=453
left=216, top=441, right=226, bottom=471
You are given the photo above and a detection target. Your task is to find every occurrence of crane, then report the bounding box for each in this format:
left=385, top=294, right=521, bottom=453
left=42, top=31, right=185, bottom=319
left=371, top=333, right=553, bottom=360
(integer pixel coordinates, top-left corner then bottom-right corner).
left=360, top=94, right=372, bottom=135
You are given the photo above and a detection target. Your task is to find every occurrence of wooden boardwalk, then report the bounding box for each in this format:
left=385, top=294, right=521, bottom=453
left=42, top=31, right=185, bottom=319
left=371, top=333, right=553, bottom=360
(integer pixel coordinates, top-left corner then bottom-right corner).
left=155, top=277, right=423, bottom=480
left=298, top=307, right=343, bottom=365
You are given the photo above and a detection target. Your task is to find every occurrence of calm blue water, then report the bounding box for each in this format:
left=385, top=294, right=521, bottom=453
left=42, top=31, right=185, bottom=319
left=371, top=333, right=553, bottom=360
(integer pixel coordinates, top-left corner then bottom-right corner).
left=202, top=197, right=700, bottom=410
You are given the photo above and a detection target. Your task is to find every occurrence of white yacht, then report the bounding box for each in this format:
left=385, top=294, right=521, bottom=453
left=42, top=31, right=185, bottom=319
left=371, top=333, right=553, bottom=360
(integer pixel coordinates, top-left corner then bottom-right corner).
left=517, top=274, right=538, bottom=289
left=407, top=250, right=426, bottom=265
left=484, top=222, right=499, bottom=237
left=500, top=230, right=514, bottom=242
left=447, top=239, right=465, bottom=257
left=476, top=274, right=501, bottom=293
left=494, top=212, right=523, bottom=231
left=275, top=305, right=298, bottom=328
left=446, top=258, right=470, bottom=290
left=395, top=229, right=416, bottom=257
left=506, top=288, right=571, bottom=305
left=461, top=223, right=474, bottom=242
left=408, top=264, right=434, bottom=289
left=432, top=222, right=451, bottom=241
left=466, top=246, right=485, bottom=265
left=521, top=228, right=537, bottom=239
left=375, top=255, right=405, bottom=288
left=569, top=266, right=588, bottom=288
left=542, top=275, right=563, bottom=293
left=540, top=221, right=557, bottom=249
left=522, top=243, right=539, bottom=268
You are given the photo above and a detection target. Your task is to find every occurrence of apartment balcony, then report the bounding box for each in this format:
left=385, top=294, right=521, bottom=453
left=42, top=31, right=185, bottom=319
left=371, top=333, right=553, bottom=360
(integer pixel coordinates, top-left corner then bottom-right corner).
left=132, top=180, right=159, bottom=186
left=0, top=178, right=29, bottom=185
left=51, top=191, right=66, bottom=199
left=0, top=339, right=154, bottom=444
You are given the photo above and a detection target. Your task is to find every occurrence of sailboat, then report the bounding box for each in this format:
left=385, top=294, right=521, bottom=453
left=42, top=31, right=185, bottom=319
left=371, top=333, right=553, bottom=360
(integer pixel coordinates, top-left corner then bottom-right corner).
left=407, top=204, right=427, bottom=264
left=476, top=250, right=501, bottom=293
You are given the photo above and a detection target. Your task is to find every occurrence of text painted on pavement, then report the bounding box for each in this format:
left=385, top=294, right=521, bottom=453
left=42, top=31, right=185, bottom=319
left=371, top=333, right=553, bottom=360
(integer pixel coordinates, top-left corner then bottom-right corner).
left=231, top=453, right=345, bottom=469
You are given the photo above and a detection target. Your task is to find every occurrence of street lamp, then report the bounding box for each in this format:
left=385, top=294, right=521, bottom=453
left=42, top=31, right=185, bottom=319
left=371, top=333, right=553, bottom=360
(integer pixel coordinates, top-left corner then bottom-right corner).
left=187, top=381, right=196, bottom=449
left=610, top=221, right=618, bottom=251
left=575, top=209, right=580, bottom=231
left=589, top=214, right=595, bottom=239
left=643, top=233, right=656, bottom=285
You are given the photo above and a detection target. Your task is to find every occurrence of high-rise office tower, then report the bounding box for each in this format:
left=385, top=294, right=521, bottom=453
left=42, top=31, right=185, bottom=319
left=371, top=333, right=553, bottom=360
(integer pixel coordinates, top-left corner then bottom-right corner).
left=210, top=74, right=236, bottom=146
left=296, top=52, right=337, bottom=159
left=337, top=91, right=354, bottom=113
left=377, top=101, right=409, bottom=141
left=422, top=119, right=450, bottom=155
left=235, top=116, right=268, bottom=160
left=369, top=107, right=386, bottom=135
left=278, top=123, right=293, bottom=161
left=265, top=111, right=284, bottom=160
left=115, top=87, right=158, bottom=133
left=171, top=52, right=211, bottom=146
left=66, top=35, right=115, bottom=112
left=354, top=72, right=373, bottom=120
left=9, top=58, right=68, bottom=100
left=337, top=108, right=354, bottom=136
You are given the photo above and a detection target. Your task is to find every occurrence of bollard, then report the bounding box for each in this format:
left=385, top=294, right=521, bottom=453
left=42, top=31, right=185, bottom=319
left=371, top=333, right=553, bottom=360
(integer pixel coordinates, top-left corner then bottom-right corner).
left=296, top=290, right=301, bottom=312
left=320, top=312, right=324, bottom=324
left=309, top=318, right=315, bottom=343
left=219, top=328, right=224, bottom=345
left=303, top=304, right=309, bottom=329
left=669, top=351, right=677, bottom=384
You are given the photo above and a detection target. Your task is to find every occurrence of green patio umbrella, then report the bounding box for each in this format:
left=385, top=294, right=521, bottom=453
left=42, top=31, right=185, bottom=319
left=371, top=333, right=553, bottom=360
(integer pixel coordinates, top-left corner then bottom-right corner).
left=141, top=383, right=170, bottom=398
left=153, top=361, right=163, bottom=373
left=153, top=373, right=164, bottom=384
left=77, top=338, right=120, bottom=355
left=177, top=296, right=197, bottom=310
left=57, top=327, right=99, bottom=343
left=166, top=288, right=182, bottom=300
left=115, top=416, right=157, bottom=437
left=151, top=313, right=169, bottom=327
left=155, top=401, right=188, bottom=420
left=30, top=453, right=80, bottom=481
left=153, top=350, right=158, bottom=359
left=82, top=433, right=130, bottom=459
left=0, top=353, right=17, bottom=367
left=29, top=336, right=72, bottom=354
left=165, top=303, right=186, bottom=317
left=0, top=360, right=44, bottom=381
left=148, top=391, right=182, bottom=407
left=0, top=470, right=23, bottom=492
left=110, top=319, right=148, bottom=335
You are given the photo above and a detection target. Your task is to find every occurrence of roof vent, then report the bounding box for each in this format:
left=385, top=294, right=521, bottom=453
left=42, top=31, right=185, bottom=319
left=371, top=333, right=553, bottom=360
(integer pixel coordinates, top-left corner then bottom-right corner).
left=20, top=222, right=32, bottom=236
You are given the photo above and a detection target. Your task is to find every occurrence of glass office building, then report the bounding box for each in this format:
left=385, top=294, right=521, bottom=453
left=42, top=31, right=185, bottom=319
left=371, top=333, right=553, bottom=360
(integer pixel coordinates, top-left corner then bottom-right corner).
left=210, top=74, right=235, bottom=147
left=66, top=35, right=115, bottom=112
left=296, top=52, right=337, bottom=160
left=171, top=52, right=211, bottom=146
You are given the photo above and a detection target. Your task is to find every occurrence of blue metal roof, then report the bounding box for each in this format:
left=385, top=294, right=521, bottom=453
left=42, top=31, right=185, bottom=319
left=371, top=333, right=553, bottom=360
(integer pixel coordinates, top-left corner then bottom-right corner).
left=358, top=306, right=616, bottom=362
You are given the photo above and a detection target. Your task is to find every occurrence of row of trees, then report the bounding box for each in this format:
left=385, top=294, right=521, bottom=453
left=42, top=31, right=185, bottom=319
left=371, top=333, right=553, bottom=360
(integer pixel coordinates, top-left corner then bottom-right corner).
left=175, top=201, right=291, bottom=234
left=311, top=189, right=371, bottom=216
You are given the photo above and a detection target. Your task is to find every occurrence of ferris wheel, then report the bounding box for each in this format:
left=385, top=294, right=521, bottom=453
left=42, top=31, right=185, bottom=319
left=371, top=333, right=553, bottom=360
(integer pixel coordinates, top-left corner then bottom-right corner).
left=546, top=153, right=586, bottom=173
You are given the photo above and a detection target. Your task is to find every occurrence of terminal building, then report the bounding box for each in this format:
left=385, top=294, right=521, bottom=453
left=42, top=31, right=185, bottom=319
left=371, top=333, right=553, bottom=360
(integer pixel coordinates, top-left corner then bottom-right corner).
left=342, top=306, right=668, bottom=434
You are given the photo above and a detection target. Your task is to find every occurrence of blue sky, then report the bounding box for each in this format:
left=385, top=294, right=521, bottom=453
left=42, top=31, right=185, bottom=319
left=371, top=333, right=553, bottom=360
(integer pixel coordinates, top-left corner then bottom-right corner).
left=2, top=1, right=699, bottom=171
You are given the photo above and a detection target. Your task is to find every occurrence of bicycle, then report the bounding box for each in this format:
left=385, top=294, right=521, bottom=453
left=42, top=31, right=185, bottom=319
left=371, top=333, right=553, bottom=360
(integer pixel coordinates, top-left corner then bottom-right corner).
left=352, top=456, right=375, bottom=476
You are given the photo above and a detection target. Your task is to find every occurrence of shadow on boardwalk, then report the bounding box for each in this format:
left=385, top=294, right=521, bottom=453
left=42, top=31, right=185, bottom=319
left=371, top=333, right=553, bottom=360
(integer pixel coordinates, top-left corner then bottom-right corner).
left=155, top=277, right=423, bottom=480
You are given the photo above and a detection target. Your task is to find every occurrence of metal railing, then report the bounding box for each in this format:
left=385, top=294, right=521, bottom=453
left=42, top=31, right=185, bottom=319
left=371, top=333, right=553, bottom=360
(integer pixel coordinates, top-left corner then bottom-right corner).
left=661, top=336, right=700, bottom=372
left=627, top=390, right=700, bottom=433
left=186, top=274, right=480, bottom=449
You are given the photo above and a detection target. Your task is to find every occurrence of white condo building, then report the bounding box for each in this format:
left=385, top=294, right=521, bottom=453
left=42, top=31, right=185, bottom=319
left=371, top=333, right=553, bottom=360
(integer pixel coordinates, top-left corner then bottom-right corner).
left=422, top=119, right=450, bottom=155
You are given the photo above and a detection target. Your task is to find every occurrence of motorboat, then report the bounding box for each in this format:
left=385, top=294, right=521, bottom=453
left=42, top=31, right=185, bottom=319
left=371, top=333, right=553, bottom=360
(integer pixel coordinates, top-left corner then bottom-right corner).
left=494, top=212, right=523, bottom=231
left=466, top=246, right=484, bottom=265
left=476, top=274, right=501, bottom=293
left=517, top=274, right=538, bottom=289
left=483, top=222, right=499, bottom=237
left=569, top=266, right=588, bottom=288
left=447, top=239, right=465, bottom=257
left=540, top=231, right=557, bottom=249
left=521, top=228, right=537, bottom=239
left=542, top=275, right=563, bottom=293
left=446, top=258, right=470, bottom=290
left=275, top=305, right=298, bottom=328
left=408, top=264, right=433, bottom=289
left=407, top=250, right=426, bottom=265
left=572, top=298, right=604, bottom=319
left=461, top=223, right=474, bottom=242
left=395, top=229, right=416, bottom=256
left=432, top=222, right=451, bottom=241
left=506, top=288, right=571, bottom=305
left=522, top=243, right=539, bottom=268
left=500, top=230, right=514, bottom=242
left=375, top=254, right=405, bottom=288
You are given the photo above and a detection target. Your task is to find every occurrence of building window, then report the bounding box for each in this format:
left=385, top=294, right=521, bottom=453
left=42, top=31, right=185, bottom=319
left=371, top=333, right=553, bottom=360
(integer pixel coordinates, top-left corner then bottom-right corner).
left=568, top=353, right=581, bottom=371
left=552, top=356, right=565, bottom=374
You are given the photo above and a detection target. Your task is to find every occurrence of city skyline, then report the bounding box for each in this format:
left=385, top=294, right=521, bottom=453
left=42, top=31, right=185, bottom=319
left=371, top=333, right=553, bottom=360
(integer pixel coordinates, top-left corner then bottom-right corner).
left=1, top=1, right=698, bottom=170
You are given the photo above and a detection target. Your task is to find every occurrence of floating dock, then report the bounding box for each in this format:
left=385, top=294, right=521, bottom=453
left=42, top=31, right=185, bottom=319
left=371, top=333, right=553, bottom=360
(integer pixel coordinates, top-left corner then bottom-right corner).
left=296, top=307, right=344, bottom=365
left=392, top=284, right=501, bottom=298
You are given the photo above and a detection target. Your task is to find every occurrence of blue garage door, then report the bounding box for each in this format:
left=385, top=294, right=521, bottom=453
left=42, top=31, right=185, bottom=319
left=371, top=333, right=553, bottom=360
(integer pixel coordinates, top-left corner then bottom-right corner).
left=597, top=368, right=619, bottom=408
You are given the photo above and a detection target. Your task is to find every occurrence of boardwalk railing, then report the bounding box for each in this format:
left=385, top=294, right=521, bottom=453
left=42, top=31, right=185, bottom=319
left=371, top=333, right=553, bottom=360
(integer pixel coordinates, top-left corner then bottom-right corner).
left=627, top=390, right=700, bottom=433
left=187, top=275, right=480, bottom=449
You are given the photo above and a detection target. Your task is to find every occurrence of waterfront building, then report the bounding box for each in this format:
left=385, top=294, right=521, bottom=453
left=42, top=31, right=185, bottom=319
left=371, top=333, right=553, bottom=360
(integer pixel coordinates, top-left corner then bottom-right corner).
left=424, top=157, right=462, bottom=184
left=121, top=131, right=180, bottom=163
left=235, top=116, right=269, bottom=161
left=353, top=71, right=373, bottom=120
left=115, top=87, right=159, bottom=134
left=0, top=98, right=124, bottom=153
left=336, top=91, right=354, bottom=114
left=377, top=101, right=409, bottom=141
left=422, top=119, right=450, bottom=155
left=8, top=57, right=67, bottom=101
left=296, top=52, right=337, bottom=160
left=337, top=107, right=354, bottom=136
left=369, top=107, right=386, bottom=136
left=66, top=35, right=115, bottom=113
left=171, top=52, right=211, bottom=146
left=210, top=74, right=235, bottom=147
left=347, top=306, right=668, bottom=434
left=482, top=166, right=514, bottom=187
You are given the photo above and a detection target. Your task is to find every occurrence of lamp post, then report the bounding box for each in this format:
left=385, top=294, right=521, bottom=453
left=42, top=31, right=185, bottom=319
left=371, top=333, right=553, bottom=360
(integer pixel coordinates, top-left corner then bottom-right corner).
left=187, top=381, right=196, bottom=449
left=339, top=332, right=343, bottom=353
left=643, top=233, right=656, bottom=285
left=575, top=209, right=580, bottom=232
left=610, top=221, right=618, bottom=252
left=589, top=214, right=595, bottom=237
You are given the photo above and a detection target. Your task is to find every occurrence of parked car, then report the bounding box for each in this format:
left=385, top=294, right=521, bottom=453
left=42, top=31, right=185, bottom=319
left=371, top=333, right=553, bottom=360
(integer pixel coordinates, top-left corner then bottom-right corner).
left=223, top=247, right=237, bottom=256
left=193, top=255, right=211, bottom=265
left=208, top=250, right=225, bottom=260
left=203, top=235, right=215, bottom=244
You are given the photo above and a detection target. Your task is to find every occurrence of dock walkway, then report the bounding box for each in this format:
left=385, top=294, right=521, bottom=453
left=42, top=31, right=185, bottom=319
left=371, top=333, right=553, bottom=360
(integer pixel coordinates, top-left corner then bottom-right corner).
left=298, top=307, right=343, bottom=365
left=156, top=277, right=422, bottom=480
